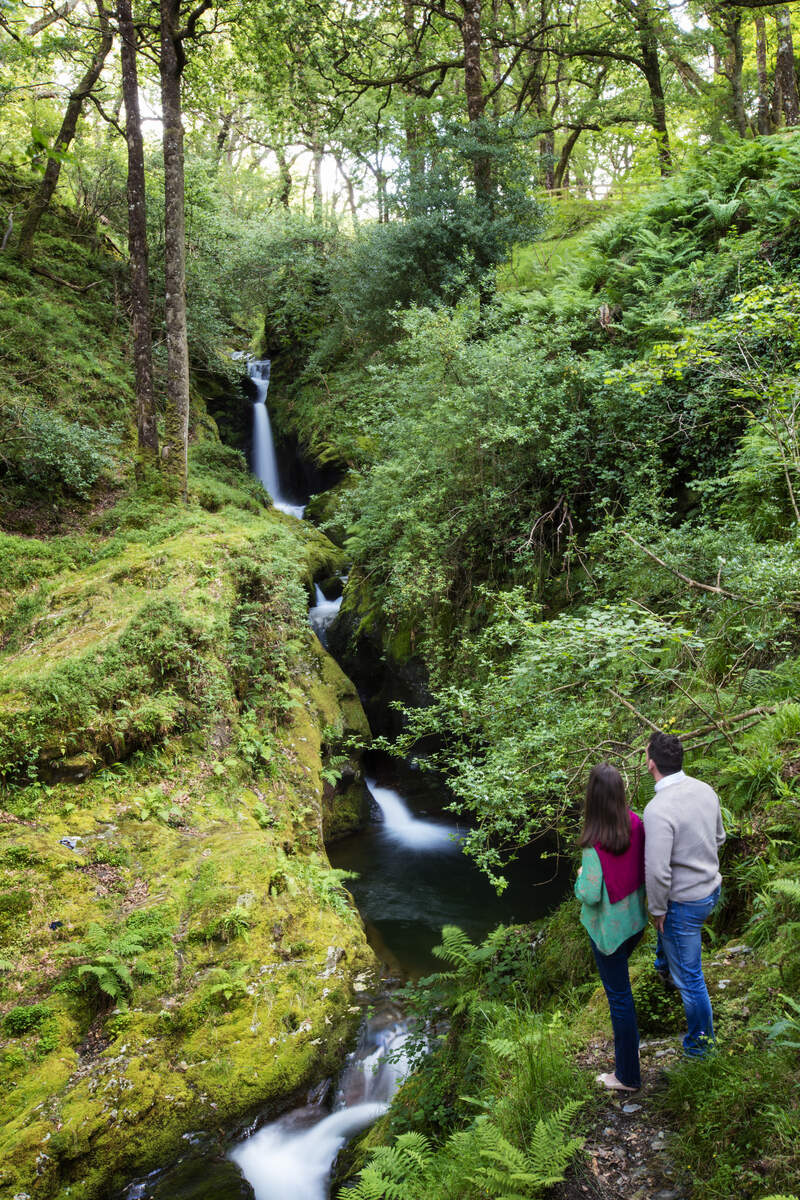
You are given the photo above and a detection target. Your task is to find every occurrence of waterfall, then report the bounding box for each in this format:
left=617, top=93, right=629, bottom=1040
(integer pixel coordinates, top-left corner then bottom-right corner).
left=248, top=359, right=305, bottom=519
left=308, top=583, right=344, bottom=648
left=366, top=777, right=462, bottom=851
left=229, top=1006, right=410, bottom=1200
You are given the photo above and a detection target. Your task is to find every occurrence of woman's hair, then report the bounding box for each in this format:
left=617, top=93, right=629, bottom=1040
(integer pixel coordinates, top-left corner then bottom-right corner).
left=579, top=762, right=630, bottom=854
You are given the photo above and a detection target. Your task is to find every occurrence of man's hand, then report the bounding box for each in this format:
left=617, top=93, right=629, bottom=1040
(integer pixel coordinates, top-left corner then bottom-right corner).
left=651, top=913, right=665, bottom=932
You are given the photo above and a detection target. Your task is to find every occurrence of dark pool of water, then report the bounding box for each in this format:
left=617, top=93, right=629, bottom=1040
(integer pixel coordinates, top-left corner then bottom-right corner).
left=327, top=754, right=571, bottom=977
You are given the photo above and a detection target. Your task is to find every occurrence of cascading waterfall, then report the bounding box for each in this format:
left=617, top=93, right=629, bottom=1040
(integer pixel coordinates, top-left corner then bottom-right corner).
left=366, top=777, right=463, bottom=851
left=308, top=583, right=344, bottom=648
left=248, top=359, right=305, bottom=519
left=230, top=1003, right=411, bottom=1200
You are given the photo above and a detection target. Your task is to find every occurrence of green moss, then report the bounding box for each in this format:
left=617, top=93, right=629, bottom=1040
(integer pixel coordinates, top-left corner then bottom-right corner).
left=0, top=499, right=376, bottom=1199
left=3, top=1003, right=52, bottom=1036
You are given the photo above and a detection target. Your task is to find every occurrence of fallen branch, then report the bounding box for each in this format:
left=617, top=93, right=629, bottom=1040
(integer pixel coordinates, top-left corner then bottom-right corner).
left=678, top=705, right=779, bottom=741
left=622, top=531, right=745, bottom=602
left=607, top=688, right=661, bottom=732
left=31, top=265, right=100, bottom=292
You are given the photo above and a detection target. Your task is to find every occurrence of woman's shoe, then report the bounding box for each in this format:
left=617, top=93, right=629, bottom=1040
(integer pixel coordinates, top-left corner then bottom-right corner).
left=596, top=1072, right=639, bottom=1092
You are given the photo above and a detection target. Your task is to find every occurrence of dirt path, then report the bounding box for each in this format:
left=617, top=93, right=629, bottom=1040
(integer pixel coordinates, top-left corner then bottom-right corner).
left=556, top=1036, right=691, bottom=1200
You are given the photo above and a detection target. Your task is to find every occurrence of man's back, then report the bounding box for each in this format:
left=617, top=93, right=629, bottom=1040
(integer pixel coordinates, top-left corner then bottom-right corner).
left=643, top=775, right=725, bottom=915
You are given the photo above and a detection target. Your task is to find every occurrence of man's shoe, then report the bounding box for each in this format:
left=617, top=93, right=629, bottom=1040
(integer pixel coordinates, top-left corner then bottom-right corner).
left=655, top=967, right=678, bottom=991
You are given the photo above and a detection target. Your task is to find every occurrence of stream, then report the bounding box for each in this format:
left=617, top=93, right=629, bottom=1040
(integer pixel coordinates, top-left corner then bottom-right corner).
left=120, top=361, right=568, bottom=1200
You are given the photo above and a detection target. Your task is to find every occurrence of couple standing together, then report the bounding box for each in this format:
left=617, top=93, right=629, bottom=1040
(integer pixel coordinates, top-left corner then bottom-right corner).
left=575, top=730, right=725, bottom=1092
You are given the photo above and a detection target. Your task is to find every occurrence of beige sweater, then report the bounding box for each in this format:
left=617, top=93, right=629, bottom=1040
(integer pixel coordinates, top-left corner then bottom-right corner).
left=643, top=775, right=725, bottom=916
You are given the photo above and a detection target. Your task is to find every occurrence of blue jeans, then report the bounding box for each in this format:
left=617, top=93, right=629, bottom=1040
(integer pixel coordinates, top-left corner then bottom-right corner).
left=590, top=930, right=643, bottom=1089
left=654, top=885, right=721, bottom=1056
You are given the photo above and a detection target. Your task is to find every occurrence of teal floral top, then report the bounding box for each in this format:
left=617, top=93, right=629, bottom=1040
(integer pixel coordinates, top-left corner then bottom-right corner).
left=574, top=847, right=647, bottom=956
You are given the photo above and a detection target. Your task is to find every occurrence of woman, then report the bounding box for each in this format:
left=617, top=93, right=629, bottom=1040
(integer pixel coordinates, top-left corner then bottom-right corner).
left=575, top=762, right=647, bottom=1092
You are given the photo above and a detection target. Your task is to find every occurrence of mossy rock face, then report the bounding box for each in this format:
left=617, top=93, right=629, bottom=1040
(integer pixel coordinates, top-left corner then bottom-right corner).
left=323, top=777, right=368, bottom=842
left=0, top=500, right=377, bottom=1200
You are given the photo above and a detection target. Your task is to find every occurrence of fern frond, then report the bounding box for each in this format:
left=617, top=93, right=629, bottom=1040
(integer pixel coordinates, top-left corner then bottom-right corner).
left=769, top=878, right=800, bottom=908
left=431, top=924, right=478, bottom=969
left=526, top=1099, right=585, bottom=1186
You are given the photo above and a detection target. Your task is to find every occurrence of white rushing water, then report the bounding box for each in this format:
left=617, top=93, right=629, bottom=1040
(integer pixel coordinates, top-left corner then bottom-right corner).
left=249, top=359, right=305, bottom=518
left=230, top=1008, right=410, bottom=1200
left=366, top=777, right=463, bottom=851
left=309, top=584, right=344, bottom=648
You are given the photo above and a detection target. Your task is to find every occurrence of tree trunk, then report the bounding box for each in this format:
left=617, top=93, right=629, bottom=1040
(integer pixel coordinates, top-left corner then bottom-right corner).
left=755, top=15, right=772, bottom=135
left=723, top=12, right=748, bottom=136
left=276, top=147, right=292, bottom=207
left=634, top=2, right=671, bottom=174
left=554, top=127, right=582, bottom=189
left=336, top=156, right=358, bottom=223
left=311, top=136, right=324, bottom=221
left=17, top=1, right=112, bottom=259
left=775, top=7, right=799, bottom=126
left=118, top=0, right=157, bottom=460
left=159, top=0, right=190, bottom=499
left=461, top=0, right=492, bottom=198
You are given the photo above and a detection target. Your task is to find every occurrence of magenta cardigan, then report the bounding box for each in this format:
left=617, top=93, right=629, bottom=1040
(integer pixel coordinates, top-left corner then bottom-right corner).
left=595, top=811, right=645, bottom=903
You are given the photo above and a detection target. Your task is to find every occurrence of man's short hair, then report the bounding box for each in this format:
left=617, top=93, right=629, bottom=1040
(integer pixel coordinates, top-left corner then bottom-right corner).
left=648, top=730, right=684, bottom=775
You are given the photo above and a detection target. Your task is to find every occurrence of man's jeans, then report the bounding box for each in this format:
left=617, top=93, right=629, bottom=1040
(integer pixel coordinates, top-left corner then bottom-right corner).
left=590, top=930, right=643, bottom=1089
left=655, top=885, right=721, bottom=1056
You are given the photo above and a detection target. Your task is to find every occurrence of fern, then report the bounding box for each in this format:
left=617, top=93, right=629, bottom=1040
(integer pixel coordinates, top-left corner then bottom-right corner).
left=769, top=879, right=800, bottom=908
left=467, top=1102, right=584, bottom=1198
left=766, top=994, right=800, bottom=1049
left=343, top=1105, right=583, bottom=1200
left=67, top=923, right=153, bottom=1009
left=345, top=1132, right=434, bottom=1200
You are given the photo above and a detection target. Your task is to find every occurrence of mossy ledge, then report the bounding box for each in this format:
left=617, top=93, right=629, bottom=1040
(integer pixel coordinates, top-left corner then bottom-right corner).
left=0, top=492, right=377, bottom=1199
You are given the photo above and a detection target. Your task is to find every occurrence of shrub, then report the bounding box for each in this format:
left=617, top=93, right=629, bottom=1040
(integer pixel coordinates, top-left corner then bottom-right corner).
left=0, top=400, right=116, bottom=499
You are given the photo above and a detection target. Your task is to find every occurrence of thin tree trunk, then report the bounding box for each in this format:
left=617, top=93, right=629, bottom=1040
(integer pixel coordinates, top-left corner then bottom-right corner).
left=216, top=109, right=233, bottom=159
left=775, top=7, right=799, bottom=126
left=755, top=15, right=772, bottom=135
left=276, top=146, right=292, bottom=207
left=118, top=0, right=157, bottom=460
left=311, top=134, right=324, bottom=221
left=335, top=156, right=358, bottom=223
left=159, top=0, right=190, bottom=499
left=402, top=0, right=426, bottom=203
left=724, top=12, right=747, bottom=136
left=17, top=1, right=112, bottom=259
left=554, top=127, right=582, bottom=189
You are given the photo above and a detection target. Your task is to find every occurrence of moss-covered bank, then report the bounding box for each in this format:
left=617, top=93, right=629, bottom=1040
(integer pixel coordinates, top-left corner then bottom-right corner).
left=0, top=486, right=377, bottom=1199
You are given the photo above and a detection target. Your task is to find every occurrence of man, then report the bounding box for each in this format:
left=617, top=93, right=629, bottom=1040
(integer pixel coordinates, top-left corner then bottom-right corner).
left=643, top=730, right=725, bottom=1056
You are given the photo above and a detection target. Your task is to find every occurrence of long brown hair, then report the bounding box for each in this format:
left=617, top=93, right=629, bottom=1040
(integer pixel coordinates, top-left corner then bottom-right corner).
left=579, top=762, right=631, bottom=855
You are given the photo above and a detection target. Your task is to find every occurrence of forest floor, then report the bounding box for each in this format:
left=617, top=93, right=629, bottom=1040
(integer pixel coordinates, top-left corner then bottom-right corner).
left=558, top=1036, right=690, bottom=1200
